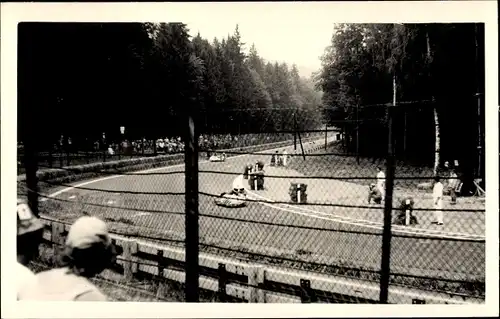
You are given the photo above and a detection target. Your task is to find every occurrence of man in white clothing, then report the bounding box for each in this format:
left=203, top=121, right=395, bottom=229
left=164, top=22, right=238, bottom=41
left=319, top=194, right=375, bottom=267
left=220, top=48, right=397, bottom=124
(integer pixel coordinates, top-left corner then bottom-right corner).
left=282, top=150, right=288, bottom=166
left=376, top=167, right=386, bottom=201
left=16, top=199, right=44, bottom=300
left=432, top=176, right=444, bottom=225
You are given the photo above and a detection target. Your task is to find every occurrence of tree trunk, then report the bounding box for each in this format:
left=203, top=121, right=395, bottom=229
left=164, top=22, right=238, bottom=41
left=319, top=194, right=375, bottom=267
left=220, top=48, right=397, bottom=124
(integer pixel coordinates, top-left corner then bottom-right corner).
left=427, top=28, right=440, bottom=177
left=433, top=107, right=440, bottom=176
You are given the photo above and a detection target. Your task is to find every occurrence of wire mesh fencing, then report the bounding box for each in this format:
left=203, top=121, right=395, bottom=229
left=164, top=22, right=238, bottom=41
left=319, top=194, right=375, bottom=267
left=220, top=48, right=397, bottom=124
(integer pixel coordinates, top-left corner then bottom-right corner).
left=17, top=99, right=485, bottom=304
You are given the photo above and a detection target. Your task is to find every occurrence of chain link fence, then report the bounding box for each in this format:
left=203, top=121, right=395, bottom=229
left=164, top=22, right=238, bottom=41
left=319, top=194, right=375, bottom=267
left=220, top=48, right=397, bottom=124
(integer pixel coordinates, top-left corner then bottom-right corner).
left=18, top=98, right=485, bottom=304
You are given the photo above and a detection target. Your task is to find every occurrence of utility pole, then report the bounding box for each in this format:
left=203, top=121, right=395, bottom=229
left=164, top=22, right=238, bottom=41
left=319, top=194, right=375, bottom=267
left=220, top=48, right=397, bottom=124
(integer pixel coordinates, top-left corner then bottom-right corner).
left=379, top=73, right=397, bottom=304
left=380, top=25, right=401, bottom=301
left=403, top=108, right=407, bottom=155
left=185, top=100, right=199, bottom=302
left=293, top=112, right=297, bottom=151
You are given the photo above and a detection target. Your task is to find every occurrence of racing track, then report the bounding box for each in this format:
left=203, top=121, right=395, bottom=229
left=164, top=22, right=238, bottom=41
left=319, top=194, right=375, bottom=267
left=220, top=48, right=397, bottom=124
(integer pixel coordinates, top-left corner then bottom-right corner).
left=43, top=140, right=485, bottom=292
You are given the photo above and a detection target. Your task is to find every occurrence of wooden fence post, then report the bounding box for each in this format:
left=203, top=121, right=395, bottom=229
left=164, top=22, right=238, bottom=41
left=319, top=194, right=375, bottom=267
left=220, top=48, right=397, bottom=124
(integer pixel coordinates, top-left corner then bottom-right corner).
left=218, top=263, right=227, bottom=302
left=156, top=250, right=169, bottom=299
left=248, top=265, right=266, bottom=303
left=51, top=222, right=66, bottom=246
left=300, top=279, right=317, bottom=303
left=51, top=222, right=66, bottom=265
left=122, top=240, right=138, bottom=280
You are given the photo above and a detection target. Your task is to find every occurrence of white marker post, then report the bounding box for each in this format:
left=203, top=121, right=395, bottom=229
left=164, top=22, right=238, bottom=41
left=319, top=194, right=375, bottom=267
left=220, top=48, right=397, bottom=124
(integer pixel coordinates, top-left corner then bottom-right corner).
left=254, top=163, right=258, bottom=190
left=297, top=184, right=301, bottom=203
left=405, top=199, right=411, bottom=226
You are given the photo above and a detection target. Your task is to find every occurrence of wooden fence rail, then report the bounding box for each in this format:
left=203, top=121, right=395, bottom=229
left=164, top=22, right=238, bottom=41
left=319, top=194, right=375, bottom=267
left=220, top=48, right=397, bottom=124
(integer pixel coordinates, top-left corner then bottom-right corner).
left=33, top=135, right=484, bottom=304
left=39, top=218, right=484, bottom=304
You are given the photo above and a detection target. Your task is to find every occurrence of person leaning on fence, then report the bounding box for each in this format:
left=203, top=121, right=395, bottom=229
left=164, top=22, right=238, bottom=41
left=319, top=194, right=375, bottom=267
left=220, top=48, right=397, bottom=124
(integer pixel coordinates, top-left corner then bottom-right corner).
left=18, top=216, right=117, bottom=301
left=16, top=199, right=44, bottom=300
left=394, top=197, right=418, bottom=225
left=432, top=176, right=444, bottom=226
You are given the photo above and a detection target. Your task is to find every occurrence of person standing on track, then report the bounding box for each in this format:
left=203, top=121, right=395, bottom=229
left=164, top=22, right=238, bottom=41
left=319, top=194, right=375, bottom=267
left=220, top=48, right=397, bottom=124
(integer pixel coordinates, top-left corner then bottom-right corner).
left=282, top=149, right=288, bottom=167
left=17, top=199, right=44, bottom=300
left=432, top=176, right=444, bottom=225
left=376, top=167, right=386, bottom=201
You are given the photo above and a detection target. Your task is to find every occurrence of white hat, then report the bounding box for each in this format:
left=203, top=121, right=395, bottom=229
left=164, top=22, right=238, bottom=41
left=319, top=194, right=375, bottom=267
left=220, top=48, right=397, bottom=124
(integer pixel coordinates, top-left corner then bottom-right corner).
left=17, top=199, right=44, bottom=236
left=65, top=216, right=111, bottom=250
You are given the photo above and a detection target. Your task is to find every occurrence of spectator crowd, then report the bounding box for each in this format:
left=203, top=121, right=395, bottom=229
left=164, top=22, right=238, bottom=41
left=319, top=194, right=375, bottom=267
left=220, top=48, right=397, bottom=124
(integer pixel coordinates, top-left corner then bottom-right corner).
left=18, top=133, right=293, bottom=158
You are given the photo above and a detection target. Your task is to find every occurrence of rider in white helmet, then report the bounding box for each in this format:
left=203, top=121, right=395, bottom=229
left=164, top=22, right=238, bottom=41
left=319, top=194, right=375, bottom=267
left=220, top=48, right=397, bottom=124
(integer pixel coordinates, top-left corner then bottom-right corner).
left=232, top=173, right=246, bottom=195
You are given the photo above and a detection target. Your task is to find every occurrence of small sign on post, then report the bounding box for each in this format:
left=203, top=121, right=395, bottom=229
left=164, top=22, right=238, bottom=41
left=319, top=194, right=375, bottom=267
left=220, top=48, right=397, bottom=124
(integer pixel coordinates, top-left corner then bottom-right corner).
left=254, top=163, right=258, bottom=191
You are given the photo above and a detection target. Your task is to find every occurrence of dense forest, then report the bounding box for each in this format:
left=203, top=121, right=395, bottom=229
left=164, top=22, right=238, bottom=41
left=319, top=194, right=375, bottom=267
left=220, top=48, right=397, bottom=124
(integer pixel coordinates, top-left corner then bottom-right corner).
left=18, top=22, right=485, bottom=187
left=18, top=22, right=323, bottom=146
left=316, top=23, right=485, bottom=185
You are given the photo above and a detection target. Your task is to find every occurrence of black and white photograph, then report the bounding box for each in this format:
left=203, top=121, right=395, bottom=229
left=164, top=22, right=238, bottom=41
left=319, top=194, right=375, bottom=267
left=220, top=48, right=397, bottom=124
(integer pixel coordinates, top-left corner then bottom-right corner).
left=2, top=1, right=498, bottom=318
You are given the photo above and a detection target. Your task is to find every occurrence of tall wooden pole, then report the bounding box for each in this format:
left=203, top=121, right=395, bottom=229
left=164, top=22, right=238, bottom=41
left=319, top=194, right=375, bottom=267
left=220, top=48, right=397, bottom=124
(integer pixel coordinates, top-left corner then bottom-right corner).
left=403, top=110, right=407, bottom=155
left=185, top=100, right=199, bottom=302
left=356, top=103, right=360, bottom=165
left=293, top=112, right=297, bottom=151
left=379, top=73, right=397, bottom=304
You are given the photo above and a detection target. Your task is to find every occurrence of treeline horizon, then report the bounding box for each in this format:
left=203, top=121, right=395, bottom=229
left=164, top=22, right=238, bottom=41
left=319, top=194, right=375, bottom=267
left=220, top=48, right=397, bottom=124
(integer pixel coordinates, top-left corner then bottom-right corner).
left=18, top=22, right=324, bottom=146
left=315, top=23, right=485, bottom=186
left=18, top=22, right=485, bottom=189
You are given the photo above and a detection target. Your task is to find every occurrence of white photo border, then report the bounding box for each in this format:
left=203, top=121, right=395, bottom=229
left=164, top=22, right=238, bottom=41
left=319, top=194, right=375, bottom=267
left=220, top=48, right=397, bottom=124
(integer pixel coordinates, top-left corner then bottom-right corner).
left=1, top=1, right=498, bottom=318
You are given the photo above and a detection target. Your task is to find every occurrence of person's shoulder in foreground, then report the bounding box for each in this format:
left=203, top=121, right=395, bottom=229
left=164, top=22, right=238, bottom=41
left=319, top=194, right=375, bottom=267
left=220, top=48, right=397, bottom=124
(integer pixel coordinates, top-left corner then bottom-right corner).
left=19, top=216, right=115, bottom=301
left=21, top=266, right=107, bottom=301
left=17, top=261, right=37, bottom=297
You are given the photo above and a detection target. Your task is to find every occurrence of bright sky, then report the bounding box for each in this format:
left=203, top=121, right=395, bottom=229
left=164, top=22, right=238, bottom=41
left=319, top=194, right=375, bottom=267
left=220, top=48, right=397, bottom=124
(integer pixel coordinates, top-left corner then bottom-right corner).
left=185, top=20, right=335, bottom=78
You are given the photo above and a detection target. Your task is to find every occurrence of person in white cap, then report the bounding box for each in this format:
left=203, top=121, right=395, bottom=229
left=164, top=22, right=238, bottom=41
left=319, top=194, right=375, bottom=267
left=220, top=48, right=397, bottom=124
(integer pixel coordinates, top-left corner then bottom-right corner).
left=17, top=199, right=44, bottom=300
left=18, top=216, right=116, bottom=301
